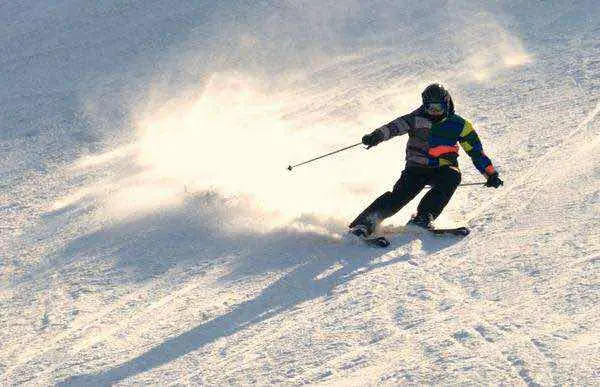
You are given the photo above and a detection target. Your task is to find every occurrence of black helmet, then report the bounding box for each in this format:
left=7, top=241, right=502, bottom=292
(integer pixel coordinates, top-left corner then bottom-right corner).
left=421, top=83, right=454, bottom=116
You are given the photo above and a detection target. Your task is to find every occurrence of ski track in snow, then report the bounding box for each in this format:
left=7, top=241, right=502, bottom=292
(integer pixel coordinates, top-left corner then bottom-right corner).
left=464, top=99, right=600, bottom=224
left=1, top=0, right=600, bottom=385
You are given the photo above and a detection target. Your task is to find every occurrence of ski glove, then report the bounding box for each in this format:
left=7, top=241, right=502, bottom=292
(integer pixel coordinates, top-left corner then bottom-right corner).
left=485, top=172, right=503, bottom=188
left=362, top=130, right=385, bottom=147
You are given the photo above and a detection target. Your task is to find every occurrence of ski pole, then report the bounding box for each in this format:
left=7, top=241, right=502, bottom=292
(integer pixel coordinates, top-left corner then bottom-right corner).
left=287, top=142, right=363, bottom=171
left=426, top=181, right=486, bottom=189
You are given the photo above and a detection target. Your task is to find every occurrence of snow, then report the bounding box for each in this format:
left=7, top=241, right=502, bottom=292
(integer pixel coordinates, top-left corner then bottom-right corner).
left=1, top=0, right=599, bottom=385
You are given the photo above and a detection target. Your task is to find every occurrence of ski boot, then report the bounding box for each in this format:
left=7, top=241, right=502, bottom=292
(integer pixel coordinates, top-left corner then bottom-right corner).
left=349, top=224, right=390, bottom=248
left=407, top=212, right=434, bottom=230
left=349, top=224, right=371, bottom=238
left=349, top=212, right=381, bottom=238
left=348, top=213, right=390, bottom=247
left=407, top=213, right=470, bottom=236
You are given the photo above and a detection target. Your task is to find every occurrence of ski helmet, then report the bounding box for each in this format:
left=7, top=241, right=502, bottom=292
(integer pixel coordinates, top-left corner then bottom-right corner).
left=421, top=83, right=454, bottom=116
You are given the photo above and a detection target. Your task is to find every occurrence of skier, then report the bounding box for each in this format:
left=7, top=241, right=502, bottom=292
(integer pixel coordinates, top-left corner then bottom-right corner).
left=350, top=83, right=503, bottom=238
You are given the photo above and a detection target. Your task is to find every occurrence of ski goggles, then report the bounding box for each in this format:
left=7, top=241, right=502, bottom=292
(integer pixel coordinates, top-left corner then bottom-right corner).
left=425, top=102, right=445, bottom=115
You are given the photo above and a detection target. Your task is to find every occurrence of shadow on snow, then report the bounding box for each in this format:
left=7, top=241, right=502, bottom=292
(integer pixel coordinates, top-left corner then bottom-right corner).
left=54, top=192, right=460, bottom=385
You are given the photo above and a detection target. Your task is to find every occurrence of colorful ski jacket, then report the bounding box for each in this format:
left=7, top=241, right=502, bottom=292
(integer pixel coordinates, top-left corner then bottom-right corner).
left=372, top=106, right=496, bottom=176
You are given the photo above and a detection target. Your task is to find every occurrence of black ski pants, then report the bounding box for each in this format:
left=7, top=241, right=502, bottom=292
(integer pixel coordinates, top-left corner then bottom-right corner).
left=350, top=166, right=461, bottom=228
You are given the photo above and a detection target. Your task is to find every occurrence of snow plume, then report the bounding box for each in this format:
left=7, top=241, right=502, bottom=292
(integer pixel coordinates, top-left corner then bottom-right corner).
left=448, top=4, right=532, bottom=83
left=57, top=71, right=405, bottom=233
left=127, top=72, right=402, bottom=230
left=131, top=73, right=294, bottom=223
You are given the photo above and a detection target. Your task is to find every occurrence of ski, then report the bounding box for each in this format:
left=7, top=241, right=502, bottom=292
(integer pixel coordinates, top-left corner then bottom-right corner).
left=428, top=226, right=470, bottom=236
left=347, top=224, right=468, bottom=248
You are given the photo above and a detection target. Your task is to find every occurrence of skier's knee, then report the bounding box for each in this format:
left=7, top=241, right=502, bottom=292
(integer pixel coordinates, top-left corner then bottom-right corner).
left=447, top=167, right=461, bottom=185
left=453, top=172, right=462, bottom=187
left=442, top=168, right=461, bottom=191
left=389, top=189, right=406, bottom=203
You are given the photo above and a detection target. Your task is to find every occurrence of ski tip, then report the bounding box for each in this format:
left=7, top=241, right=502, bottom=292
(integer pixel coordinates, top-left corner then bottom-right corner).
left=429, top=226, right=470, bottom=236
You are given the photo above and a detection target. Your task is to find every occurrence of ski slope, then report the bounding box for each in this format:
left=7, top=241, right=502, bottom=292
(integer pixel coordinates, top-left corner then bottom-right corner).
left=1, top=0, right=599, bottom=385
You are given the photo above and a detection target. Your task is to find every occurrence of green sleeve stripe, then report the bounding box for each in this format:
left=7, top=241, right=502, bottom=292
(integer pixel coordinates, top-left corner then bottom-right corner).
left=462, top=131, right=479, bottom=144
left=460, top=140, right=473, bottom=152
left=460, top=120, right=474, bottom=138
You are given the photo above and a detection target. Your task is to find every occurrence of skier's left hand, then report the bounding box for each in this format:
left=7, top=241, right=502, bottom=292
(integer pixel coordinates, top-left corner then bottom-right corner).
left=485, top=172, right=503, bottom=188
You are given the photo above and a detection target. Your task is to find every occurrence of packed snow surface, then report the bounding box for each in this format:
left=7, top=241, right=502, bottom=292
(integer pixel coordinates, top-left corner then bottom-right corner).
left=1, top=0, right=599, bottom=385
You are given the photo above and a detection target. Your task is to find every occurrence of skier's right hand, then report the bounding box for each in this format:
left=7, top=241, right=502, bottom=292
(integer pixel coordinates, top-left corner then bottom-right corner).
left=362, top=130, right=384, bottom=148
